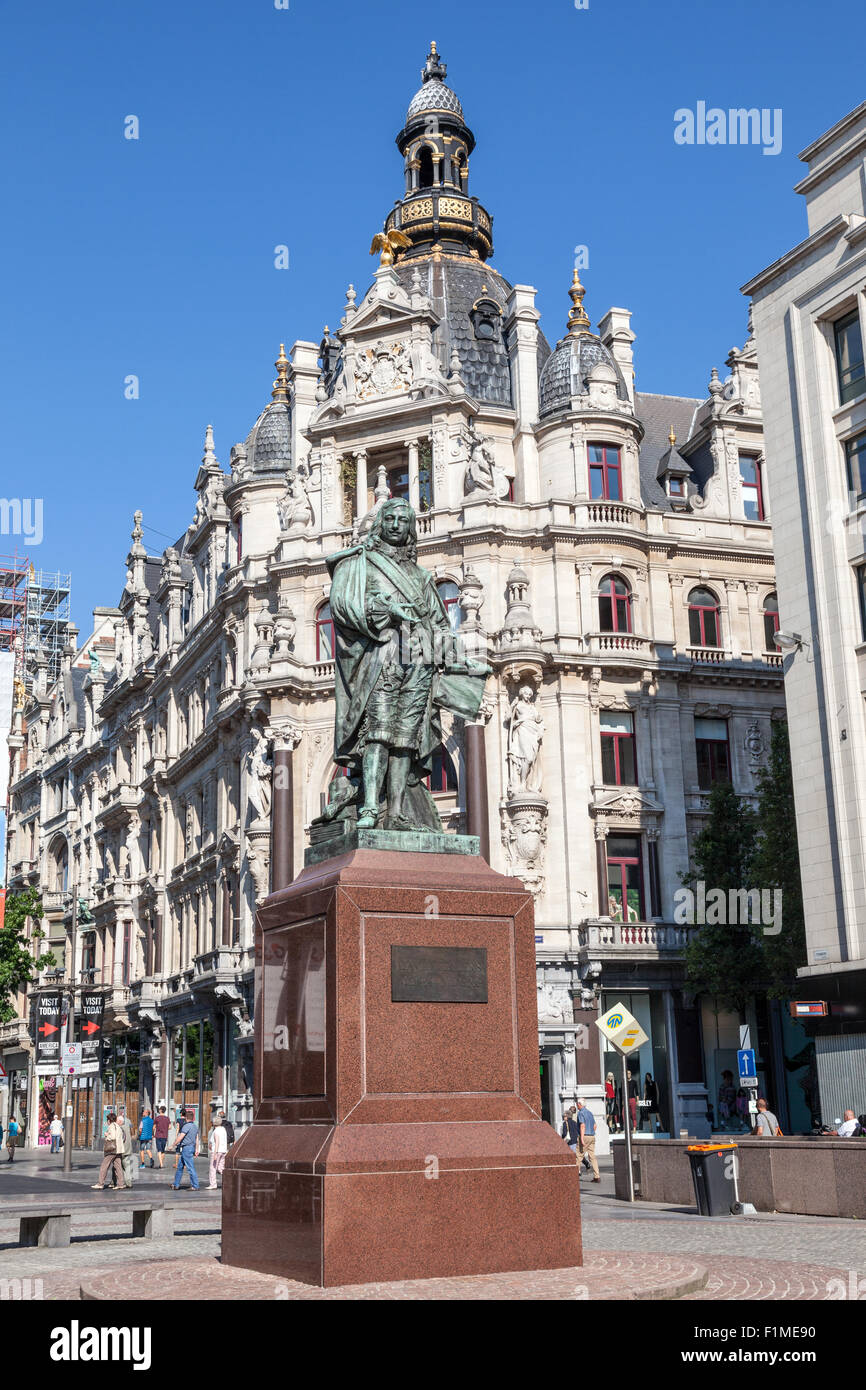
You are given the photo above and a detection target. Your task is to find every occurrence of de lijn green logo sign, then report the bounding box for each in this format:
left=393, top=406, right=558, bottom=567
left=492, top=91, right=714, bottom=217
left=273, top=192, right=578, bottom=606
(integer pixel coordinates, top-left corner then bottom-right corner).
left=606, top=1013, right=624, bottom=1029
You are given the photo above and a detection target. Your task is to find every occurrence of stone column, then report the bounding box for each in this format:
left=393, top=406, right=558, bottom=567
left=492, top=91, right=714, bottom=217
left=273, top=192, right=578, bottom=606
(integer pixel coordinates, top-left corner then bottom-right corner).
left=269, top=726, right=301, bottom=893
left=406, top=438, right=420, bottom=512
left=221, top=875, right=232, bottom=946
left=595, top=824, right=609, bottom=916
left=355, top=449, right=368, bottom=521
left=465, top=722, right=490, bottom=862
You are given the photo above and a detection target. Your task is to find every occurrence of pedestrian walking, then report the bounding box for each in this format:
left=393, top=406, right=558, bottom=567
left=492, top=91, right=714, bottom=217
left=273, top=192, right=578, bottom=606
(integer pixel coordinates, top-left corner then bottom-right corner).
left=117, top=1107, right=135, bottom=1188
left=560, top=1105, right=580, bottom=1154
left=6, top=1115, right=19, bottom=1161
left=576, top=1096, right=600, bottom=1181
left=753, top=1098, right=783, bottom=1137
left=604, top=1072, right=619, bottom=1132
left=49, top=1114, right=64, bottom=1155
left=208, top=1116, right=227, bottom=1189
left=153, top=1105, right=170, bottom=1168
left=217, top=1109, right=235, bottom=1146
left=92, top=1113, right=126, bottom=1190
left=171, top=1107, right=200, bottom=1190
left=169, top=1113, right=183, bottom=1174
left=138, top=1110, right=154, bottom=1168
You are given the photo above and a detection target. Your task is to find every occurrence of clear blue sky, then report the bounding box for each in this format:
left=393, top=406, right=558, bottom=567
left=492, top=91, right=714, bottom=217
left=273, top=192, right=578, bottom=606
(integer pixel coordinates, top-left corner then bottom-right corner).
left=1, top=0, right=862, bottom=636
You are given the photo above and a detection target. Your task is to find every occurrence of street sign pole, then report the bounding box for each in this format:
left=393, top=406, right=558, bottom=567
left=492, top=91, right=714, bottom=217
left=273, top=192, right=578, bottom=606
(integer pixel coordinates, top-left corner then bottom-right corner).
left=622, top=1051, right=635, bottom=1202
left=63, top=982, right=75, bottom=1174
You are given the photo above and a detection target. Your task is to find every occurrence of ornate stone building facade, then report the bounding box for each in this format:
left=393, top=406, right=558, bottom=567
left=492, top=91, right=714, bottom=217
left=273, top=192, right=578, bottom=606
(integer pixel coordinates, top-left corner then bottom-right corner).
left=4, top=45, right=785, bottom=1145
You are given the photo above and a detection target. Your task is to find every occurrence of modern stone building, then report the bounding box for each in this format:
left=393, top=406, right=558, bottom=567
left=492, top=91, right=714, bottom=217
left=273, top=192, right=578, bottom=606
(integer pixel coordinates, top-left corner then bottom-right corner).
left=4, top=44, right=788, bottom=1147
left=745, top=100, right=866, bottom=1124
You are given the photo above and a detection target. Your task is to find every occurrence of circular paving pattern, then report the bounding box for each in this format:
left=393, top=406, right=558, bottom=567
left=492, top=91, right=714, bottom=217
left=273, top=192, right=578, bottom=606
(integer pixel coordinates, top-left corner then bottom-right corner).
left=76, top=1250, right=856, bottom=1302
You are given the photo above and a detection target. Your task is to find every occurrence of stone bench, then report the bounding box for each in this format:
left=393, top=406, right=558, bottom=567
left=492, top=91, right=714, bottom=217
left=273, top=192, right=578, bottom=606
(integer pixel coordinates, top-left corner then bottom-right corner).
left=4, top=1200, right=175, bottom=1248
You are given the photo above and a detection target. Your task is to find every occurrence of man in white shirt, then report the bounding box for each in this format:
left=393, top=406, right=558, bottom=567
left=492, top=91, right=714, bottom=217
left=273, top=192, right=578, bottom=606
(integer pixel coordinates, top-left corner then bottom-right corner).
left=49, top=1115, right=64, bottom=1155
left=833, top=1110, right=860, bottom=1137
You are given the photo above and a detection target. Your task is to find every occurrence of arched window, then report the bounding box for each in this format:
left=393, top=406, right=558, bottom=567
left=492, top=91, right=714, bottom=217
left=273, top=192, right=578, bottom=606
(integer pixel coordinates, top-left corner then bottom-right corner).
left=316, top=602, right=335, bottom=661
left=426, top=743, right=458, bottom=793
left=418, top=146, right=435, bottom=189
left=763, top=592, right=779, bottom=651
left=437, top=581, right=462, bottom=630
left=49, top=838, right=68, bottom=893
left=598, top=575, right=632, bottom=633
left=688, top=587, right=720, bottom=647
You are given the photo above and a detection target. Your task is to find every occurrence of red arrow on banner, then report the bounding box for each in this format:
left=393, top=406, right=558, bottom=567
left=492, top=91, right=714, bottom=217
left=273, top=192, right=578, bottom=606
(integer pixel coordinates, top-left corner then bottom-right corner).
left=81, top=1021, right=100, bottom=1036
left=38, top=1023, right=59, bottom=1036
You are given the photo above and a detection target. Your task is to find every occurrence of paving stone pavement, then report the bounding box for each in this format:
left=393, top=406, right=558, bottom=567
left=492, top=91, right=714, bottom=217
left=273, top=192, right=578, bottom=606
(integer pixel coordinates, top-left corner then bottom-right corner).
left=580, top=1208, right=866, bottom=1275
left=2, top=1152, right=864, bottom=1300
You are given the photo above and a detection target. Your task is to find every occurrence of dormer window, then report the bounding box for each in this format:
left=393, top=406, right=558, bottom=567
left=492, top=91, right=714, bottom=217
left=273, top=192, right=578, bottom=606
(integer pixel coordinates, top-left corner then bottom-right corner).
left=470, top=298, right=501, bottom=343
left=668, top=477, right=685, bottom=498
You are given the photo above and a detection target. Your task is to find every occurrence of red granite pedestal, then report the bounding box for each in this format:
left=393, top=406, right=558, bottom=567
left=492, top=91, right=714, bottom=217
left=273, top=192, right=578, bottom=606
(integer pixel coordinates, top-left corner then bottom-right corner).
left=221, top=849, right=581, bottom=1287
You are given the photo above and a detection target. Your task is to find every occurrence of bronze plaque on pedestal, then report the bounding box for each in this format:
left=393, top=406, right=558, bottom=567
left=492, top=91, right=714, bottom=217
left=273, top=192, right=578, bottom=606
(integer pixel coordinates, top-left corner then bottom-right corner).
left=390, top=944, right=488, bottom=1003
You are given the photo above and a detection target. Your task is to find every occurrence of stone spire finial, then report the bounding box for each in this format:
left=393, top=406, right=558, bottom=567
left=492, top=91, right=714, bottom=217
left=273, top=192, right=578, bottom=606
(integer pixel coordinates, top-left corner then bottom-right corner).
left=132, top=510, right=143, bottom=545
left=272, top=343, right=290, bottom=403
left=202, top=423, right=218, bottom=469
left=374, top=463, right=390, bottom=503
left=422, top=40, right=447, bottom=83
left=566, top=269, right=591, bottom=337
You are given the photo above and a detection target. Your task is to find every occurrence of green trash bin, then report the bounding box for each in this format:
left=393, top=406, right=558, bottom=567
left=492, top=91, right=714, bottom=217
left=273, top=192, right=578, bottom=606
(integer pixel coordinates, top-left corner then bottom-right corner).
left=686, top=1143, right=738, bottom=1216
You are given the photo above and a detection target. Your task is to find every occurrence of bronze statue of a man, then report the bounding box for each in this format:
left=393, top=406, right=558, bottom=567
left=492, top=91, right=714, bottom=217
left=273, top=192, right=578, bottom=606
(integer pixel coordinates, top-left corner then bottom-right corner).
left=324, top=497, right=488, bottom=831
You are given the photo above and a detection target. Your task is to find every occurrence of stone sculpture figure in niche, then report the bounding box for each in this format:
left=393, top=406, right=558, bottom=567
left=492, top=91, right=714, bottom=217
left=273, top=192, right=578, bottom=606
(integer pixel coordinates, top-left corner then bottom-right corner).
left=321, top=497, right=489, bottom=831
left=506, top=684, right=544, bottom=794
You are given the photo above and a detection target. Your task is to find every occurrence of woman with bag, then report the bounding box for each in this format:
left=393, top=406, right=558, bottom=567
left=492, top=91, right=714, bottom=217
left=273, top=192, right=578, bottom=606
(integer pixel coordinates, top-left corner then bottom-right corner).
left=92, top=1112, right=126, bottom=1190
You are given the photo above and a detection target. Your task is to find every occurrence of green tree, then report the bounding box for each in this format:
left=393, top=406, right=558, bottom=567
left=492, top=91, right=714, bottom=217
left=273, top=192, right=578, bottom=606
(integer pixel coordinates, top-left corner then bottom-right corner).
left=751, top=721, right=807, bottom=998
left=0, top=888, right=56, bottom=1022
left=683, top=781, right=765, bottom=1016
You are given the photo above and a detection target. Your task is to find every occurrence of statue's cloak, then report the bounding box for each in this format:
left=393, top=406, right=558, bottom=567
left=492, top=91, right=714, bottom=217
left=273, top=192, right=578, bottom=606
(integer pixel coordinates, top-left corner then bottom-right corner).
left=326, top=540, right=487, bottom=771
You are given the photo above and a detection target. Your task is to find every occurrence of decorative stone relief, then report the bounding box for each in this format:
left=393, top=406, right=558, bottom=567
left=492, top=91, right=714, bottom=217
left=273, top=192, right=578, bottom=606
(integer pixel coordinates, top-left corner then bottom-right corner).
left=536, top=978, right=573, bottom=1025
left=354, top=339, right=413, bottom=400
left=501, top=800, right=547, bottom=899
left=745, top=720, right=765, bottom=765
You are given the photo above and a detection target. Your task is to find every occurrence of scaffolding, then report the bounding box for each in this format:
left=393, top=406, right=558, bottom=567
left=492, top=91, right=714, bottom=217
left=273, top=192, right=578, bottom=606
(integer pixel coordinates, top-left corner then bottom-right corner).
left=25, top=567, right=72, bottom=688
left=0, top=554, right=71, bottom=689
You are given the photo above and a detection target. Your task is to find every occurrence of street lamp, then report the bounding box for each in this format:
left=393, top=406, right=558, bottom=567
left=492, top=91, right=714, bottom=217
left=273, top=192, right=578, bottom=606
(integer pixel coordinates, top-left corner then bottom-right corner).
left=774, top=630, right=803, bottom=652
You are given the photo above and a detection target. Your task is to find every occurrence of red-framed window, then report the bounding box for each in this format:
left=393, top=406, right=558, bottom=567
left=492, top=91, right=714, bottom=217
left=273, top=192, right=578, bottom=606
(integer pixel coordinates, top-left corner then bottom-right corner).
left=606, top=834, right=644, bottom=921
left=669, top=476, right=685, bottom=498
left=688, top=587, right=720, bottom=647
left=316, top=602, right=335, bottom=661
left=739, top=455, right=764, bottom=520
left=600, top=711, right=636, bottom=785
left=437, top=581, right=462, bottom=631
left=763, top=593, right=779, bottom=651
left=425, top=743, right=458, bottom=793
left=599, top=575, right=632, bottom=633
left=695, top=717, right=731, bottom=789
left=588, top=444, right=622, bottom=501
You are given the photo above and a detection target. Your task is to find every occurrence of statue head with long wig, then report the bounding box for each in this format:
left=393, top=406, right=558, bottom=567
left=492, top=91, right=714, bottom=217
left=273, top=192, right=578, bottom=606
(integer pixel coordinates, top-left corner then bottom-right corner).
left=364, top=496, right=418, bottom=564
